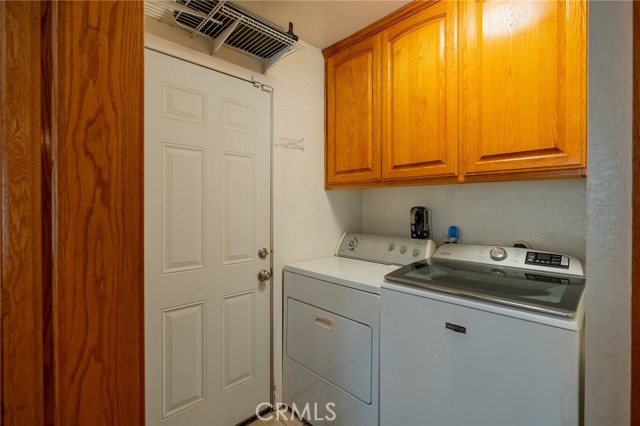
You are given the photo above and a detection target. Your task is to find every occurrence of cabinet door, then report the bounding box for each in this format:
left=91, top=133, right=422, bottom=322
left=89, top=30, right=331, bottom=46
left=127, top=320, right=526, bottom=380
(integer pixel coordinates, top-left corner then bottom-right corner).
left=326, top=35, right=381, bottom=186
left=460, top=0, right=586, bottom=175
left=381, top=1, right=458, bottom=181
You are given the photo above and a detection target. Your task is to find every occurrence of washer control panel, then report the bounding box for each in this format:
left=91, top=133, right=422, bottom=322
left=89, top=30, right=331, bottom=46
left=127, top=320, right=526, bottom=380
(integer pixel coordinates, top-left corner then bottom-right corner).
left=336, top=232, right=437, bottom=265
left=433, top=244, right=584, bottom=277
left=525, top=251, right=570, bottom=268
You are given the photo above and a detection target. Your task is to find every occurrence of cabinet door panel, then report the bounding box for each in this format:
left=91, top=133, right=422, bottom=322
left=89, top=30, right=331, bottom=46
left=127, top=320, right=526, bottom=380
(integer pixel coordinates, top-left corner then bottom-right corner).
left=382, top=1, right=458, bottom=180
left=461, top=0, right=586, bottom=174
left=326, top=35, right=381, bottom=186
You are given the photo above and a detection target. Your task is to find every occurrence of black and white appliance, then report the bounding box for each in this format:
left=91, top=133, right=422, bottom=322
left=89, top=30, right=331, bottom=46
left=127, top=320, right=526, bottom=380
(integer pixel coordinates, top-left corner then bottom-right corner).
left=283, top=233, right=436, bottom=426
left=381, top=244, right=586, bottom=426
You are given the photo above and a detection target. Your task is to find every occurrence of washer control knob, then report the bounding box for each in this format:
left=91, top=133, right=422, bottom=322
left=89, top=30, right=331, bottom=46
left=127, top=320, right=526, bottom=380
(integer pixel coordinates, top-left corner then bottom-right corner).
left=347, top=238, right=358, bottom=251
left=388, top=243, right=395, bottom=252
left=400, top=246, right=407, bottom=254
left=490, top=247, right=508, bottom=261
left=413, top=248, right=421, bottom=257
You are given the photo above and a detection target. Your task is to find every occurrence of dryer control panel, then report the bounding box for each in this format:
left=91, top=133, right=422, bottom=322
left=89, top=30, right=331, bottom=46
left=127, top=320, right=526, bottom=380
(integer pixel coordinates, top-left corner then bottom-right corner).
left=336, top=232, right=436, bottom=265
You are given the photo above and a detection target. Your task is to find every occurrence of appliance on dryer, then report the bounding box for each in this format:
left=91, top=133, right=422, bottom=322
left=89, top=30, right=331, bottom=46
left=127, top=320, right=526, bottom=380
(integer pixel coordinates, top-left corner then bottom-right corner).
left=381, top=244, right=586, bottom=426
left=283, top=233, right=436, bottom=426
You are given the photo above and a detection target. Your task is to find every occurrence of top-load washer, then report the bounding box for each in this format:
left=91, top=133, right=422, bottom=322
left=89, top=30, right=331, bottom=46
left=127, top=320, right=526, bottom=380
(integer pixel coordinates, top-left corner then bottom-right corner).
left=381, top=244, right=586, bottom=426
left=283, top=233, right=436, bottom=426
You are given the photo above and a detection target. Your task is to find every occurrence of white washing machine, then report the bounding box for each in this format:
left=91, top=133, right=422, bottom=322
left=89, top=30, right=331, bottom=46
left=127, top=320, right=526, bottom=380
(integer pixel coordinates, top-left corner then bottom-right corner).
left=381, top=244, right=586, bottom=426
left=283, top=233, right=436, bottom=426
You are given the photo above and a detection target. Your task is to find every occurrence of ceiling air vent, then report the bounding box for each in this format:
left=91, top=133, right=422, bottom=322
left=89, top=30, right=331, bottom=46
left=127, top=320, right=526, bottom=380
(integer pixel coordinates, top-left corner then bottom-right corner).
left=145, top=0, right=303, bottom=73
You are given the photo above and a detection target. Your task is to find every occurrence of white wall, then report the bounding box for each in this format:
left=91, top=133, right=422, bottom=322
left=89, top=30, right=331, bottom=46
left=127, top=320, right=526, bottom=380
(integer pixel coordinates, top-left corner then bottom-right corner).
left=269, top=49, right=362, bottom=264
left=363, top=179, right=587, bottom=259
left=585, top=2, right=633, bottom=424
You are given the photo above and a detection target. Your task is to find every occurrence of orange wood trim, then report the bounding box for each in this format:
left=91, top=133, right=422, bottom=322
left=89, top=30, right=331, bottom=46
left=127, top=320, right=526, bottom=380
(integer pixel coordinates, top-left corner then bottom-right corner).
left=51, top=1, right=145, bottom=424
left=0, top=1, right=45, bottom=424
left=326, top=168, right=586, bottom=190
left=322, top=0, right=438, bottom=58
left=631, top=1, right=640, bottom=424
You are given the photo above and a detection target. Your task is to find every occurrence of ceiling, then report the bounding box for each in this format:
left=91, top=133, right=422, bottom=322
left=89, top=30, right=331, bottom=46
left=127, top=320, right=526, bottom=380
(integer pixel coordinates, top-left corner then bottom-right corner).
left=233, top=1, right=412, bottom=49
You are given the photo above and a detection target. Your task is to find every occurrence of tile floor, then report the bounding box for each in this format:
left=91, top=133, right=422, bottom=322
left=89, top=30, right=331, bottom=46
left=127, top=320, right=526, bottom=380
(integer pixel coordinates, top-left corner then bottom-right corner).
left=244, top=408, right=309, bottom=426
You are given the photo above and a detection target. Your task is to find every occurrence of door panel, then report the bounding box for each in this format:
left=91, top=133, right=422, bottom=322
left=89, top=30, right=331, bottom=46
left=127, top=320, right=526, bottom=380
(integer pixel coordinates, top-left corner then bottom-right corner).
left=145, top=49, right=271, bottom=425
left=221, top=153, right=256, bottom=265
left=161, top=301, right=206, bottom=418
left=161, top=144, right=206, bottom=273
left=222, top=291, right=256, bottom=390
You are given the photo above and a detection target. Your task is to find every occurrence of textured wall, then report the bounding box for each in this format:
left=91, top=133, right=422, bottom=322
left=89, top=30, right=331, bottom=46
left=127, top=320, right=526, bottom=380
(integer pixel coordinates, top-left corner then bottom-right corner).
left=363, top=179, right=587, bottom=259
left=585, top=2, right=633, bottom=424
left=270, top=47, right=362, bottom=264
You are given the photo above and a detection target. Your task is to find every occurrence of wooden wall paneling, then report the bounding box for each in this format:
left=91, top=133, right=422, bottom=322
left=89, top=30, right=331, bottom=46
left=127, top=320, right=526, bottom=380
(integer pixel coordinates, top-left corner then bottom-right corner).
left=632, top=1, right=639, bottom=423
left=51, top=1, right=145, bottom=424
left=0, top=1, right=45, bottom=424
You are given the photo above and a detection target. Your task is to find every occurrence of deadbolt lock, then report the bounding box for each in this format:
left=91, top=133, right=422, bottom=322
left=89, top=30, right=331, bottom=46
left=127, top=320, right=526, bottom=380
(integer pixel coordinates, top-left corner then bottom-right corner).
left=258, top=247, right=269, bottom=259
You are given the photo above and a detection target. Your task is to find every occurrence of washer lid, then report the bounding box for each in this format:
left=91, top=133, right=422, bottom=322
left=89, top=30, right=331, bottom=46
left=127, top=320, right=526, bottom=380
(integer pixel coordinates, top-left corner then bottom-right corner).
left=285, top=257, right=399, bottom=295
left=384, top=258, right=585, bottom=318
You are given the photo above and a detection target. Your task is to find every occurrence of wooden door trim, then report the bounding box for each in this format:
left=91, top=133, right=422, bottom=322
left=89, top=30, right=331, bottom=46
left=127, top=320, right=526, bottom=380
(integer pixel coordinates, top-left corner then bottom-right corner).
left=0, top=2, right=45, bottom=424
left=50, top=2, right=145, bottom=423
left=632, top=1, right=639, bottom=424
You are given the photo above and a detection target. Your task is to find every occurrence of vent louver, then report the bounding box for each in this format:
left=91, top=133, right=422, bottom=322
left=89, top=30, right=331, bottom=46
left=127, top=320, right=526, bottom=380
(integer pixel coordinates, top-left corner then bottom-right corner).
left=145, top=0, right=303, bottom=73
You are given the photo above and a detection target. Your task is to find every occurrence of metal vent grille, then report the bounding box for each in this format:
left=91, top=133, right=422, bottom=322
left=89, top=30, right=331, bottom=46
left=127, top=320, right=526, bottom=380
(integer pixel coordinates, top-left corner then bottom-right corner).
left=145, top=0, right=304, bottom=73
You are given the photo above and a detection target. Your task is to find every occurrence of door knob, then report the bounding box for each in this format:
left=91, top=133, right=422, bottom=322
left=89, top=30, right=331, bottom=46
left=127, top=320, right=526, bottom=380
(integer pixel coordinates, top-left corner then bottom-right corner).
left=258, top=269, right=272, bottom=282
left=258, top=247, right=269, bottom=259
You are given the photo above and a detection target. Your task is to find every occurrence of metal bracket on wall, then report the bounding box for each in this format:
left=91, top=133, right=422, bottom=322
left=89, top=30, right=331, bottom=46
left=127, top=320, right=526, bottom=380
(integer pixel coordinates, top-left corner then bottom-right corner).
left=145, top=0, right=305, bottom=73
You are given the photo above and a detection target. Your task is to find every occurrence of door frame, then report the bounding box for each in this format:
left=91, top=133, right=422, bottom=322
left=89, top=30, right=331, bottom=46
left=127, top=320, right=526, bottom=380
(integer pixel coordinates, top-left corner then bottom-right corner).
left=1, top=1, right=145, bottom=424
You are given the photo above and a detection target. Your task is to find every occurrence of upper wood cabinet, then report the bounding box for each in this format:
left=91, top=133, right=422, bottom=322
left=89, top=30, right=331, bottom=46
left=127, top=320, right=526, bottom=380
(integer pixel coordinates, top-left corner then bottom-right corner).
left=460, top=0, right=587, bottom=175
left=323, top=0, right=587, bottom=189
left=382, top=1, right=458, bottom=181
left=325, top=34, right=381, bottom=186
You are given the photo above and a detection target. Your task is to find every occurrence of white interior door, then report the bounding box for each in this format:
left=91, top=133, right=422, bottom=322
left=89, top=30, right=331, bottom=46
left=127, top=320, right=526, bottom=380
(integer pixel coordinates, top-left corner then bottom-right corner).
left=144, top=49, right=271, bottom=425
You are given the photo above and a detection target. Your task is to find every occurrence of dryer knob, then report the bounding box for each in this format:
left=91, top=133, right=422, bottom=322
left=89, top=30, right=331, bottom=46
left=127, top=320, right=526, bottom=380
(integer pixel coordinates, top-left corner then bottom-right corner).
left=490, top=247, right=508, bottom=261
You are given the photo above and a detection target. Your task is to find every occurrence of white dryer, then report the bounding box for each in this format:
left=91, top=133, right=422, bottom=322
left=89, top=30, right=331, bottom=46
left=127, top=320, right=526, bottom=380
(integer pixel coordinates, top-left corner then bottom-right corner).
left=283, top=233, right=436, bottom=426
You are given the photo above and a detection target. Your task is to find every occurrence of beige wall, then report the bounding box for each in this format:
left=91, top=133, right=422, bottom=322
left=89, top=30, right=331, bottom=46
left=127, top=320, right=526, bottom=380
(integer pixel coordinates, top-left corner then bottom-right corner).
left=362, top=179, right=587, bottom=259
left=585, top=2, right=633, bottom=424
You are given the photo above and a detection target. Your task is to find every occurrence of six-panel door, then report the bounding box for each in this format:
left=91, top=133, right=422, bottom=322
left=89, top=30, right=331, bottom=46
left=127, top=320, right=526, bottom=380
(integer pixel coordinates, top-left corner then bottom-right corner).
left=145, top=49, right=271, bottom=426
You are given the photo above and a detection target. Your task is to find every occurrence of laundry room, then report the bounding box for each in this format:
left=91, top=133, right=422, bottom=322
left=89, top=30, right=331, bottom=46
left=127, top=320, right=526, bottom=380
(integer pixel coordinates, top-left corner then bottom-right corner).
left=144, top=1, right=631, bottom=423
left=0, top=1, right=635, bottom=425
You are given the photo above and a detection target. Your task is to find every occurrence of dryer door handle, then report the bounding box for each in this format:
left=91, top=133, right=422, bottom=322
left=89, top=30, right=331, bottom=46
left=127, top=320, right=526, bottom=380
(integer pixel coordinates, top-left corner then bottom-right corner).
left=314, top=314, right=333, bottom=331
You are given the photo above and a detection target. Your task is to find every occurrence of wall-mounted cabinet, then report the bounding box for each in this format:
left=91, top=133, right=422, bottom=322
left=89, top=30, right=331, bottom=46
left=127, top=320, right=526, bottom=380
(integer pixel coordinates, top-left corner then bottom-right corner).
left=325, top=35, right=382, bottom=185
left=323, top=0, right=586, bottom=190
left=382, top=1, right=458, bottom=181
left=460, top=0, right=587, bottom=176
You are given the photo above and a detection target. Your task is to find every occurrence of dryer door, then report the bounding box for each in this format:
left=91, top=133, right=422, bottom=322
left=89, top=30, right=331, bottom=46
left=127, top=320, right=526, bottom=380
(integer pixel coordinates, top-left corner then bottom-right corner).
left=286, top=298, right=373, bottom=403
